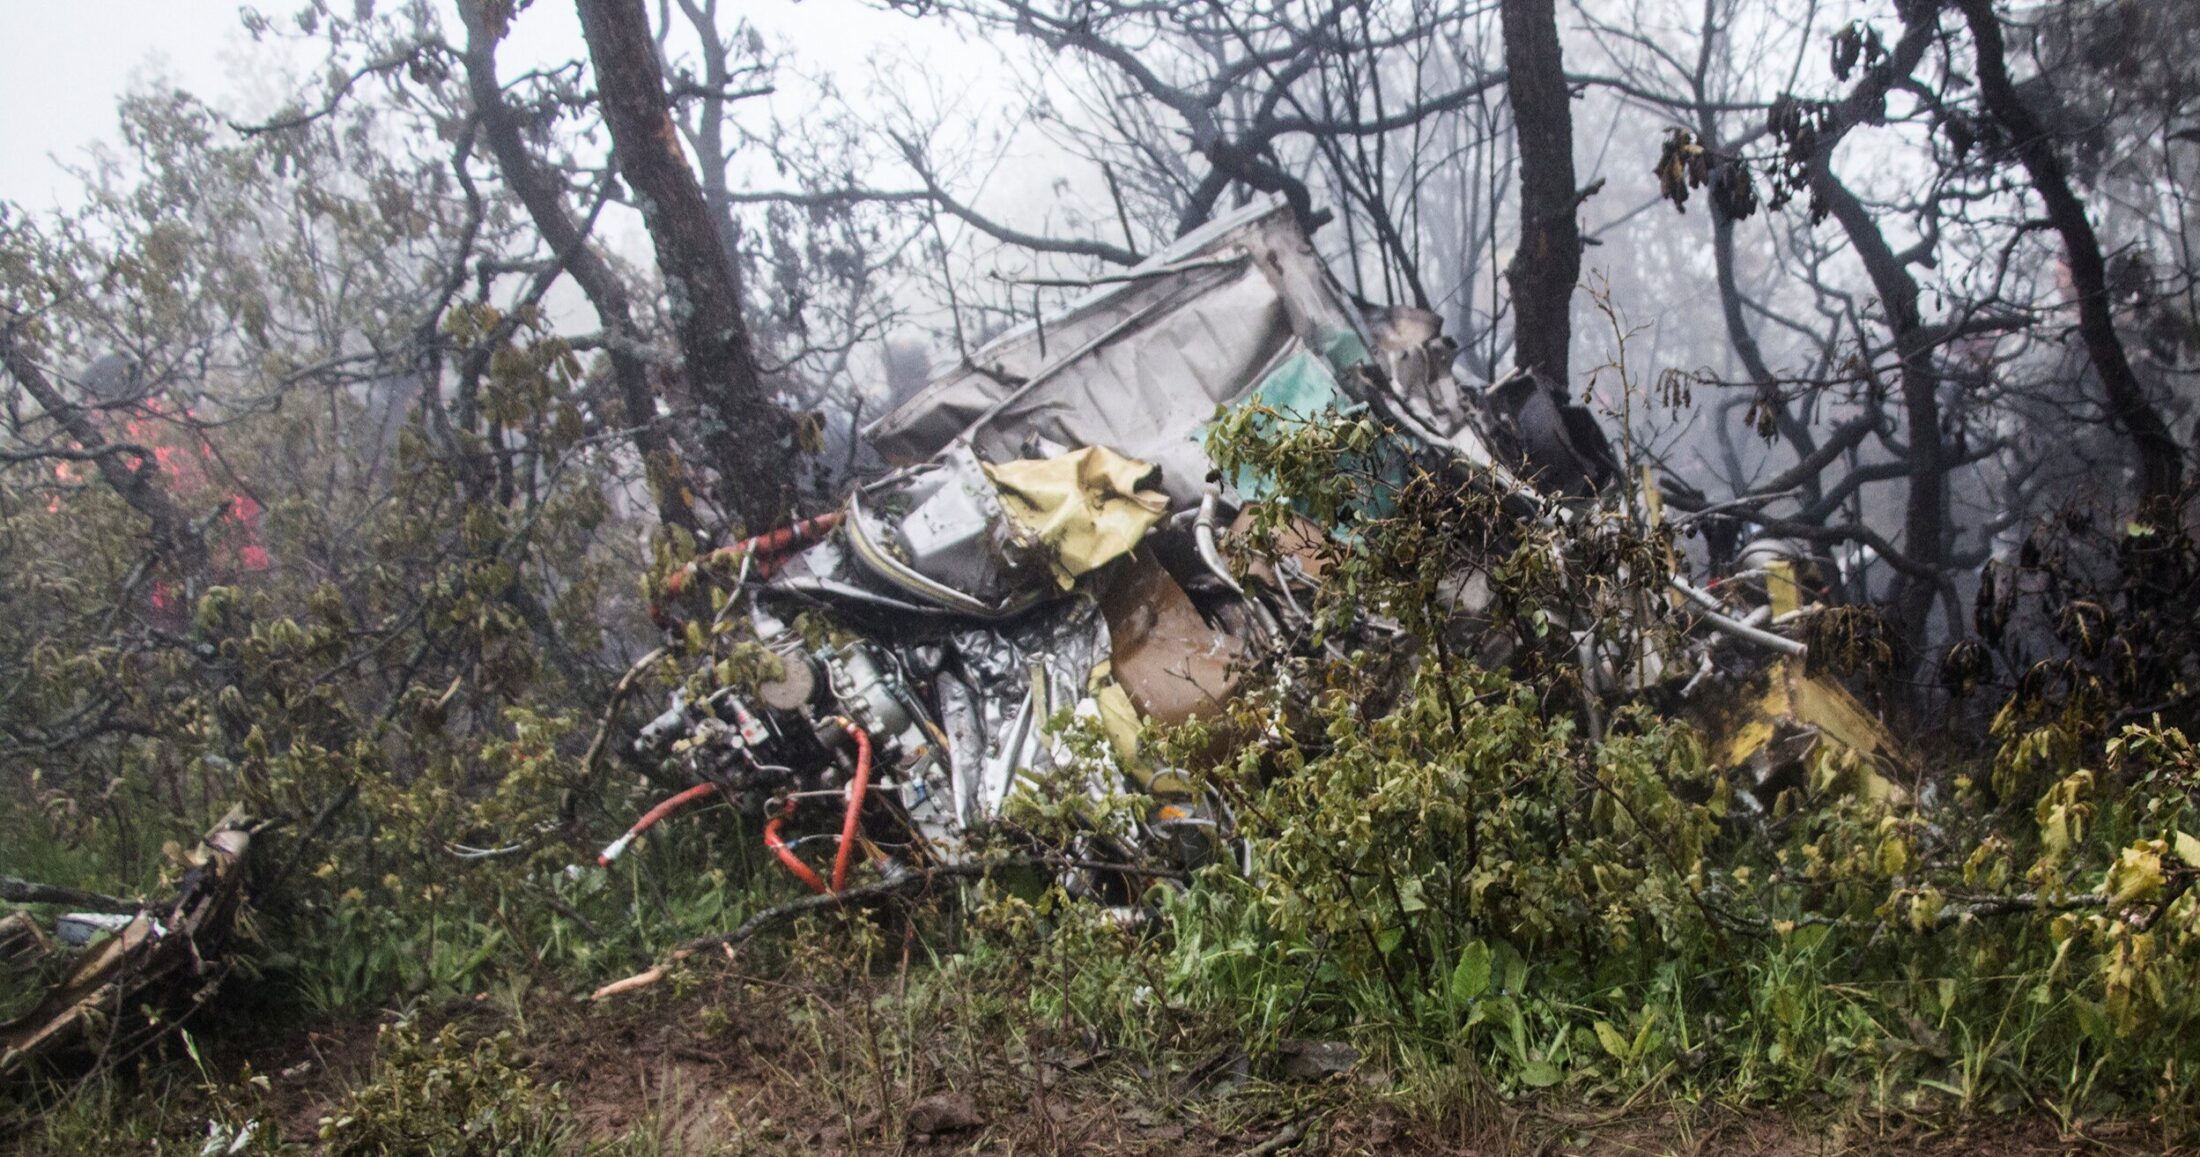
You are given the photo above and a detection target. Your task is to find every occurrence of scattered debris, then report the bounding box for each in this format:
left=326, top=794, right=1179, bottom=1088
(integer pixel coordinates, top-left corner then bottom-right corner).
left=594, top=194, right=1909, bottom=944
left=54, top=912, right=138, bottom=947
left=1, top=808, right=258, bottom=1074
left=1702, top=656, right=1912, bottom=811
left=614, top=198, right=1556, bottom=908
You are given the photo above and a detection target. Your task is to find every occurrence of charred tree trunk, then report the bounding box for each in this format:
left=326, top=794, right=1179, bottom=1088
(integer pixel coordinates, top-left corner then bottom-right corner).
left=1500, top=0, right=1582, bottom=388
left=575, top=0, right=796, bottom=533
left=459, top=1, right=699, bottom=537
left=1957, top=0, right=2185, bottom=517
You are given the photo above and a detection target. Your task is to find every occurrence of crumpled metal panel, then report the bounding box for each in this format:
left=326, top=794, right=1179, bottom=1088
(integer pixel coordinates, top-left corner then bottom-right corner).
left=866, top=197, right=1372, bottom=510
left=1699, top=657, right=1911, bottom=811
left=845, top=444, right=1049, bottom=616
left=947, top=597, right=1115, bottom=825
left=966, top=265, right=1290, bottom=507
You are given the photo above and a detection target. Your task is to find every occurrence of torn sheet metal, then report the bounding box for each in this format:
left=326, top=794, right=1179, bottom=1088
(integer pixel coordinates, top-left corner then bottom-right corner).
left=844, top=444, right=1055, bottom=618
left=630, top=200, right=1604, bottom=893
left=868, top=194, right=1579, bottom=516
left=1365, top=305, right=1470, bottom=444
left=2, top=812, right=254, bottom=1074
left=618, top=192, right=1915, bottom=911
left=832, top=443, right=1171, bottom=617
left=950, top=596, right=1115, bottom=824
left=868, top=200, right=1373, bottom=509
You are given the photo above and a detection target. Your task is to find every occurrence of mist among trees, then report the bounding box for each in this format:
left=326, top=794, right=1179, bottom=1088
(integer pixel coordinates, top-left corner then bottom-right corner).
left=4, top=0, right=2200, bottom=1148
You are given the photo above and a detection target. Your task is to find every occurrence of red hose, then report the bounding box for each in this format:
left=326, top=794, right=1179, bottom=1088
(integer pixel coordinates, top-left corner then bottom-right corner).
left=764, top=812, right=831, bottom=895
left=739, top=511, right=846, bottom=576
left=597, top=782, right=719, bottom=866
left=663, top=512, right=846, bottom=598
left=828, top=718, right=873, bottom=893
left=760, top=719, right=872, bottom=895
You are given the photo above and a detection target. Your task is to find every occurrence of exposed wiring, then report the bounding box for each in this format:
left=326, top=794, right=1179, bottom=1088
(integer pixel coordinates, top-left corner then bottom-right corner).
left=655, top=511, right=845, bottom=622
left=756, top=717, right=876, bottom=894
left=764, top=809, right=831, bottom=894
left=764, top=575, right=955, bottom=616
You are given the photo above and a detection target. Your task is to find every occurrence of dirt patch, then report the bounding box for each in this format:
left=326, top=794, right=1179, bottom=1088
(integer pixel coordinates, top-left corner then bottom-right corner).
left=19, top=957, right=2179, bottom=1155
left=492, top=964, right=2178, bottom=1154
left=255, top=1017, right=384, bottom=1146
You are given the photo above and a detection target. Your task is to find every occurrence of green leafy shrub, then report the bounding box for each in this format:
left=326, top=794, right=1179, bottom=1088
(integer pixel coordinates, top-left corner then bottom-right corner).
left=318, top=1021, right=570, bottom=1156
left=969, top=404, right=2200, bottom=1125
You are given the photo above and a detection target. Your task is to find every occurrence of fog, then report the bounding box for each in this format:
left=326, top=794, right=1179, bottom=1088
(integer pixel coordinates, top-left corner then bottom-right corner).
left=7, top=0, right=2198, bottom=662
left=8, top=5, right=2200, bottom=1129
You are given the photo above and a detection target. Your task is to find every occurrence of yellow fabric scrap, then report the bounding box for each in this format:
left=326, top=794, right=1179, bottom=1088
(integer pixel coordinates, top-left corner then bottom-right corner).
left=1765, top=559, right=1801, bottom=618
left=984, top=447, right=1169, bottom=588
left=1086, top=659, right=1144, bottom=763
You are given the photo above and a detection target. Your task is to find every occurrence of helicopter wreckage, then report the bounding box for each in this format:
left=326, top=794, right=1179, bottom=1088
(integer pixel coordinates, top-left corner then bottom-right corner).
left=601, top=196, right=1910, bottom=909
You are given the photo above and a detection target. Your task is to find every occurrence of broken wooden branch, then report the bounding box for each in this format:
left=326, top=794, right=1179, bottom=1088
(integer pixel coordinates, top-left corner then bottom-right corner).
left=0, top=877, right=139, bottom=914
left=1235, top=1122, right=1305, bottom=1156
left=0, top=812, right=255, bottom=1074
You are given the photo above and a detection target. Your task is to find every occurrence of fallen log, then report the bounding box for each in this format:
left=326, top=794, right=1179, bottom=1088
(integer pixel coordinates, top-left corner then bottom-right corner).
left=0, top=877, right=140, bottom=913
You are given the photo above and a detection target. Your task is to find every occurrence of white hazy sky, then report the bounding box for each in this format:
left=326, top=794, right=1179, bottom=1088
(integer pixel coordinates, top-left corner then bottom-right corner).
left=0, top=0, right=1085, bottom=373
left=0, top=0, right=988, bottom=213
left=0, top=2, right=247, bottom=209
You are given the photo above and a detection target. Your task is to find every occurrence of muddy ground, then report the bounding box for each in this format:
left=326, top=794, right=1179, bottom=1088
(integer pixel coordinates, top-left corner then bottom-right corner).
left=165, top=960, right=2165, bottom=1157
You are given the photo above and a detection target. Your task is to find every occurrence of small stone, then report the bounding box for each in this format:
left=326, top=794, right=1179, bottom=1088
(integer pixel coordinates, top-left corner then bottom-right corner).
left=906, top=1091, right=984, bottom=1135
left=1275, top=1038, right=1359, bottom=1080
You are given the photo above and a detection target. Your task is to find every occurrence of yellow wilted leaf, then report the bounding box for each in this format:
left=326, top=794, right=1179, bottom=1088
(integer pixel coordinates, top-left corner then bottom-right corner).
left=2105, top=842, right=2167, bottom=907
left=1907, top=887, right=1944, bottom=933
left=2040, top=804, right=2070, bottom=856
